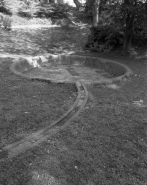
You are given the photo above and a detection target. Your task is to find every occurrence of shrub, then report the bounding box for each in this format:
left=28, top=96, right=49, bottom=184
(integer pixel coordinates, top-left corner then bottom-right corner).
left=34, top=2, right=70, bottom=20
left=132, top=27, right=147, bottom=47
left=3, top=15, right=12, bottom=28
left=85, top=25, right=123, bottom=52
left=0, top=13, right=12, bottom=29
left=0, top=5, right=12, bottom=15
left=17, top=0, right=39, bottom=18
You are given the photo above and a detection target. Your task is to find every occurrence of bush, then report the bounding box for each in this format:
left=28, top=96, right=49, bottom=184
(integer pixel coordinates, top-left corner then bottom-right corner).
left=0, top=13, right=12, bottom=29
left=0, top=5, right=12, bottom=15
left=18, top=10, right=32, bottom=18
left=34, top=2, right=70, bottom=20
left=132, top=27, right=147, bottom=47
left=17, top=1, right=39, bottom=18
left=3, top=15, right=12, bottom=28
left=85, top=25, right=123, bottom=52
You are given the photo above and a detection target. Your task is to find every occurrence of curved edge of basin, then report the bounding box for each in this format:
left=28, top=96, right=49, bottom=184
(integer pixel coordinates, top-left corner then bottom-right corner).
left=88, top=56, right=133, bottom=84
left=10, top=54, right=133, bottom=85
left=0, top=80, right=88, bottom=161
left=70, top=55, right=133, bottom=84
left=2, top=53, right=132, bottom=160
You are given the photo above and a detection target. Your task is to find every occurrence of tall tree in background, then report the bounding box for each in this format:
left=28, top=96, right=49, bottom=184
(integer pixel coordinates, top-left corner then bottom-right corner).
left=122, top=0, right=135, bottom=51
left=73, top=0, right=82, bottom=10
left=86, top=0, right=147, bottom=53
left=122, top=0, right=146, bottom=52
left=145, top=0, right=147, bottom=58
left=92, top=0, right=100, bottom=26
left=85, top=0, right=101, bottom=26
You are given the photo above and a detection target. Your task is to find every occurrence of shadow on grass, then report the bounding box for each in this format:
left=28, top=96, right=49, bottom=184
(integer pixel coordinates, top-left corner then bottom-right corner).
left=0, top=25, right=89, bottom=56
left=1, top=16, right=147, bottom=184
left=1, top=55, right=147, bottom=185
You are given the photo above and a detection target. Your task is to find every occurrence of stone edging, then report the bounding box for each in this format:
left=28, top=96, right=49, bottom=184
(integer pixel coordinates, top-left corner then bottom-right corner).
left=0, top=79, right=88, bottom=161
left=10, top=54, right=133, bottom=84
left=0, top=54, right=132, bottom=161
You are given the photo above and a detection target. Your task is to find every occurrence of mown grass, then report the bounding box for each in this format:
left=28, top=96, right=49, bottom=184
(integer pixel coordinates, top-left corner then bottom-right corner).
left=0, top=8, right=147, bottom=183
left=1, top=54, right=147, bottom=185
left=0, top=59, right=77, bottom=147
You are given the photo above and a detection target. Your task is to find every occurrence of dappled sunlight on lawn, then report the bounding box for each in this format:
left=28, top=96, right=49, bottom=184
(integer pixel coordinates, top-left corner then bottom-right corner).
left=0, top=26, right=88, bottom=56
left=1, top=19, right=147, bottom=184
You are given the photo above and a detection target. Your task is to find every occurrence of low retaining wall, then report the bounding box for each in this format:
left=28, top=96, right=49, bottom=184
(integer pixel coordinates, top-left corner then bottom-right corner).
left=10, top=54, right=133, bottom=84
left=1, top=54, right=133, bottom=161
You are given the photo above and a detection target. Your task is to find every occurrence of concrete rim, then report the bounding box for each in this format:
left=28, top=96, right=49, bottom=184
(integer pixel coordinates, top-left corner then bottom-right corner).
left=10, top=54, right=133, bottom=85
left=0, top=54, right=133, bottom=161
left=0, top=57, right=89, bottom=161
left=0, top=80, right=88, bottom=161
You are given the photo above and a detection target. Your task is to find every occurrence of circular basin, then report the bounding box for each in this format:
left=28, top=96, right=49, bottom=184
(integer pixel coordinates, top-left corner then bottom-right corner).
left=10, top=54, right=133, bottom=84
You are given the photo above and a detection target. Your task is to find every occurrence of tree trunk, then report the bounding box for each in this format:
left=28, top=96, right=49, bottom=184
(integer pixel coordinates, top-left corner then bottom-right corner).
left=145, top=1, right=147, bottom=58
left=49, top=0, right=55, bottom=3
left=92, top=0, right=100, bottom=27
left=73, top=0, right=82, bottom=10
left=123, top=23, right=133, bottom=52
left=85, top=0, right=92, bottom=12
left=123, top=1, right=135, bottom=52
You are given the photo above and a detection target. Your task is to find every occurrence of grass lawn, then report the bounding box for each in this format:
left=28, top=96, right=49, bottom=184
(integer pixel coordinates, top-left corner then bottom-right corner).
left=0, top=58, right=77, bottom=147
left=1, top=54, right=147, bottom=185
left=1, top=3, right=147, bottom=184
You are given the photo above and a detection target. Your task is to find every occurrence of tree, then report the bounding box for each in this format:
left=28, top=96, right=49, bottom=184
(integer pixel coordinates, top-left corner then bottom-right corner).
left=85, top=0, right=147, bottom=53
left=121, top=0, right=146, bottom=52
left=73, top=0, right=82, bottom=10
left=92, top=0, right=100, bottom=26
left=145, top=0, right=147, bottom=58
left=102, top=0, right=146, bottom=52
left=122, top=0, right=135, bottom=51
left=85, top=0, right=92, bottom=13
left=85, top=0, right=101, bottom=26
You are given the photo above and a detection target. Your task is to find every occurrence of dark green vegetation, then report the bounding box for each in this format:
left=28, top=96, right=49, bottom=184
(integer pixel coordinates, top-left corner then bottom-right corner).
left=85, top=25, right=124, bottom=52
left=0, top=0, right=80, bottom=25
left=85, top=0, right=147, bottom=53
left=1, top=0, right=146, bottom=53
left=0, top=26, right=88, bottom=55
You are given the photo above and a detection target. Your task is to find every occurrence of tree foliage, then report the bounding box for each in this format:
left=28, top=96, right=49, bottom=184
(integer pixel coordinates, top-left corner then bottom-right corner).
left=0, top=0, right=71, bottom=21
left=85, top=25, right=123, bottom=52
left=85, top=0, right=147, bottom=52
left=34, top=1, right=70, bottom=19
left=0, top=0, right=146, bottom=53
